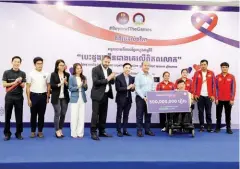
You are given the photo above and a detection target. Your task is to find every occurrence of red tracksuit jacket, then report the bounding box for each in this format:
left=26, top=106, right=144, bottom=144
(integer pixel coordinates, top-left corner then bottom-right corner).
left=174, top=78, right=193, bottom=93
left=215, top=73, right=236, bottom=101
left=192, top=70, right=216, bottom=97
left=156, top=81, right=175, bottom=91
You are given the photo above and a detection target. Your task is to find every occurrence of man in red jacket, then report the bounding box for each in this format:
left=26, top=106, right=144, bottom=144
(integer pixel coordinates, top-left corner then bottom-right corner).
left=193, top=59, right=215, bottom=132
left=215, top=62, right=236, bottom=134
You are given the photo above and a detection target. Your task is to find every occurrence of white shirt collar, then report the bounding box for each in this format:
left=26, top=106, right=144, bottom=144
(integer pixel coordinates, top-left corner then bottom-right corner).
left=101, top=64, right=108, bottom=71
left=34, top=69, right=43, bottom=73
left=141, top=70, right=149, bottom=75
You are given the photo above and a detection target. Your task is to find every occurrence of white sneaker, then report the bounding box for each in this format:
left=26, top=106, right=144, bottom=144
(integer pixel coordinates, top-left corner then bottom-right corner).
left=161, top=127, right=166, bottom=132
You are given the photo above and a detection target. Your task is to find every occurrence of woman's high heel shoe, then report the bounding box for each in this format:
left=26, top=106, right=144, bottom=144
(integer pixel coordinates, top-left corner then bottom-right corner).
left=59, top=130, right=64, bottom=137
left=55, top=133, right=62, bottom=138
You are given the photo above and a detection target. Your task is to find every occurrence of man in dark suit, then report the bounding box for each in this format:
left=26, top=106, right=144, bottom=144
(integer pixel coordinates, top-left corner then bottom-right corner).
left=115, top=63, right=135, bottom=137
left=90, top=55, right=115, bottom=140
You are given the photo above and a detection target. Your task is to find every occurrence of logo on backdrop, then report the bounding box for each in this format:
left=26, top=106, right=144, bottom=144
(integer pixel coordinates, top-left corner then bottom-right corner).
left=109, top=12, right=151, bottom=32
left=187, top=67, right=193, bottom=73
left=133, top=13, right=145, bottom=25
left=116, top=12, right=129, bottom=25
left=193, top=64, right=201, bottom=71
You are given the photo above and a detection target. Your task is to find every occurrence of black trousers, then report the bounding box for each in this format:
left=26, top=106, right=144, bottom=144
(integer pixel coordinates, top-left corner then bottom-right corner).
left=116, top=97, right=131, bottom=132
left=4, top=95, right=23, bottom=136
left=197, top=96, right=212, bottom=127
left=216, top=101, right=232, bottom=129
left=91, top=93, right=108, bottom=134
left=136, top=96, right=151, bottom=132
left=30, top=93, right=47, bottom=133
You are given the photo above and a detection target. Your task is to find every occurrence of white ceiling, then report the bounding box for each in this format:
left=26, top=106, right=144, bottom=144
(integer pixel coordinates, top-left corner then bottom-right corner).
left=98, top=0, right=239, bottom=6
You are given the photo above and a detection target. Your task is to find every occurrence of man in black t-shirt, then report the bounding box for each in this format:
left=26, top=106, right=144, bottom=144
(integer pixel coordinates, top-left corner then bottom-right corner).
left=2, top=56, right=26, bottom=141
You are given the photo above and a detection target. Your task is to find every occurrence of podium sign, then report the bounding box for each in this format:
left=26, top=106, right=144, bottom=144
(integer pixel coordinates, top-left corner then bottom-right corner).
left=146, top=91, right=190, bottom=113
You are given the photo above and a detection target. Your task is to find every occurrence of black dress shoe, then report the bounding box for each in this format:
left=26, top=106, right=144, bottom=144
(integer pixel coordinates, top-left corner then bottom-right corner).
left=117, top=131, right=123, bottom=137
left=91, top=134, right=100, bottom=140
left=4, top=135, right=11, bottom=141
left=206, top=124, right=214, bottom=133
left=207, top=126, right=214, bottom=133
left=99, top=132, right=112, bottom=137
left=145, top=131, right=155, bottom=136
left=137, top=131, right=143, bottom=137
left=227, top=128, right=233, bottom=134
left=123, top=131, right=131, bottom=136
left=215, top=128, right=221, bottom=133
left=15, top=134, right=23, bottom=140
left=207, top=129, right=214, bottom=133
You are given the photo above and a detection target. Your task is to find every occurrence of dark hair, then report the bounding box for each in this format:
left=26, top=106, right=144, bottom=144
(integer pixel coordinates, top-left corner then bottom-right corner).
left=163, top=71, right=170, bottom=77
left=102, top=55, right=111, bottom=60
left=72, top=63, right=86, bottom=81
left=200, top=59, right=208, bottom=65
left=177, top=79, right=185, bottom=85
left=12, top=56, right=22, bottom=63
left=54, top=59, right=66, bottom=73
left=33, top=57, right=43, bottom=64
left=220, top=62, right=229, bottom=67
left=123, top=63, right=132, bottom=68
left=181, top=69, right=188, bottom=74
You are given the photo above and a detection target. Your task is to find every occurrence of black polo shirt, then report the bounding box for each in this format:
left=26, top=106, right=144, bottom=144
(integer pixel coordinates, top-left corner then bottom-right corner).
left=2, top=69, right=26, bottom=98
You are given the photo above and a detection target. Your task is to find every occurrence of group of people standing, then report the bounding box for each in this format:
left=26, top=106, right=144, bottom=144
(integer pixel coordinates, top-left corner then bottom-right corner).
left=2, top=56, right=88, bottom=140
left=1, top=55, right=236, bottom=141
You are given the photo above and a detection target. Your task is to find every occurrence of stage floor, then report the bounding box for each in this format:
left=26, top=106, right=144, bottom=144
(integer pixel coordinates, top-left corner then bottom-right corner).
left=0, top=128, right=239, bottom=169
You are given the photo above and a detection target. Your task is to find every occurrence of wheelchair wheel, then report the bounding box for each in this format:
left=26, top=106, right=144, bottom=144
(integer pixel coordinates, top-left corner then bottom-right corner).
left=169, top=129, right=173, bottom=136
left=191, top=129, right=195, bottom=137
